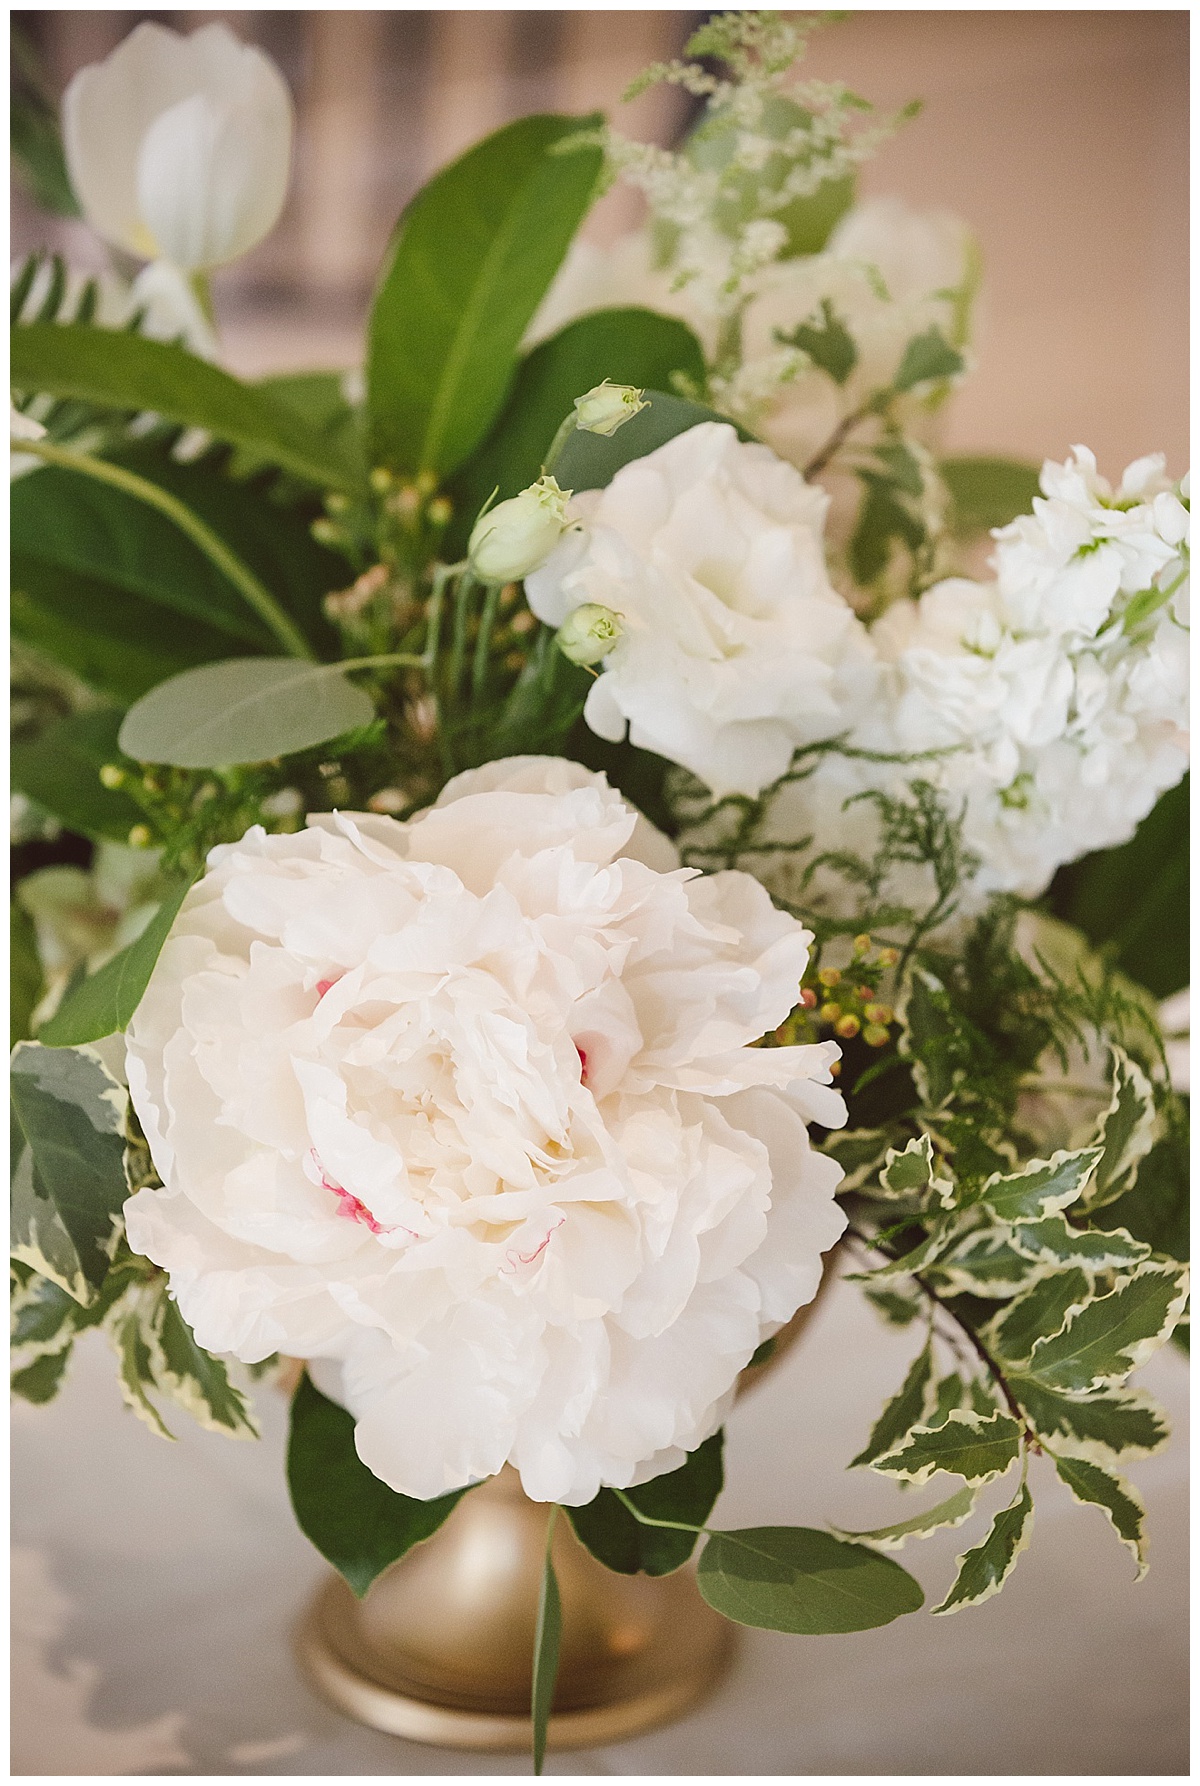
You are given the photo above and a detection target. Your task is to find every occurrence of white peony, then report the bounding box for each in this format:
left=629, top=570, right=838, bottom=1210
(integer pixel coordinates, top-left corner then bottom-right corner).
left=123, top=757, right=847, bottom=1506
left=63, top=21, right=293, bottom=274
left=525, top=421, right=877, bottom=800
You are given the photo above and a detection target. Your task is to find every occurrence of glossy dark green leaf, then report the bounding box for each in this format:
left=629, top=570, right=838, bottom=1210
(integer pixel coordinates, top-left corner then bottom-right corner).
left=11, top=323, right=360, bottom=491
left=287, top=1373, right=468, bottom=1597
left=531, top=1521, right=563, bottom=1775
left=39, top=876, right=196, bottom=1047
left=11, top=707, right=142, bottom=843
left=1049, top=775, right=1188, bottom=998
left=566, top=1431, right=723, bottom=1575
left=447, top=306, right=706, bottom=552
left=697, top=1525, right=923, bottom=1633
left=10, top=1041, right=129, bottom=1302
left=12, top=557, right=240, bottom=702
left=367, top=113, right=603, bottom=478
left=553, top=389, right=740, bottom=493
left=940, top=455, right=1042, bottom=537
left=117, top=657, right=376, bottom=769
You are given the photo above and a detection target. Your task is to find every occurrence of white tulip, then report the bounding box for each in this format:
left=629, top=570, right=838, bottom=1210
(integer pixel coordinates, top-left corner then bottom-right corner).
left=62, top=22, right=293, bottom=273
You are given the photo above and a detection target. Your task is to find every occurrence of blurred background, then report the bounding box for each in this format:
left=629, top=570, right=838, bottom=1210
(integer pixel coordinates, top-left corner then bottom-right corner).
left=11, top=8, right=1189, bottom=474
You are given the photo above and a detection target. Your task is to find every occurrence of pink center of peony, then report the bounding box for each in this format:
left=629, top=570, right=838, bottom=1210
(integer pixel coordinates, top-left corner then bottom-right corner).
left=575, top=1042, right=589, bottom=1084
left=311, top=1151, right=388, bottom=1234
left=316, top=977, right=338, bottom=999
left=502, top=1216, right=565, bottom=1275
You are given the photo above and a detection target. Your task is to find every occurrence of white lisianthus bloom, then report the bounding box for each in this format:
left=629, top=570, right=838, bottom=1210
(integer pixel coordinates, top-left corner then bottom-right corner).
left=123, top=757, right=847, bottom=1505
left=526, top=422, right=877, bottom=800
left=688, top=448, right=1189, bottom=919
left=63, top=21, right=293, bottom=274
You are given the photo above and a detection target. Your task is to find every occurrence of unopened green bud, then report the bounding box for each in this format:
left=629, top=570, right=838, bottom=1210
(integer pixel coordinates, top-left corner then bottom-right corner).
left=468, top=477, right=570, bottom=583
left=573, top=380, right=648, bottom=437
left=128, top=823, right=153, bottom=849
left=98, top=763, right=125, bottom=790
left=555, top=602, right=623, bottom=666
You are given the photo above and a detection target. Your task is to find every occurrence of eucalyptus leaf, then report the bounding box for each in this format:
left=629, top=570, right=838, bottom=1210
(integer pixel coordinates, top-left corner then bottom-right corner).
left=38, top=877, right=196, bottom=1047
left=531, top=1522, right=563, bottom=1776
left=10, top=1041, right=129, bottom=1303
left=697, top=1526, right=923, bottom=1634
left=566, top=1432, right=723, bottom=1576
left=11, top=323, right=360, bottom=492
left=1050, top=1453, right=1147, bottom=1576
left=118, top=658, right=376, bottom=769
left=11, top=707, right=142, bottom=843
left=368, top=113, right=603, bottom=478
left=832, top=1482, right=976, bottom=1551
left=1024, top=1261, right=1190, bottom=1393
left=940, top=455, right=1042, bottom=537
left=873, top=1409, right=1023, bottom=1487
left=931, top=1483, right=1033, bottom=1614
left=287, top=1373, right=468, bottom=1597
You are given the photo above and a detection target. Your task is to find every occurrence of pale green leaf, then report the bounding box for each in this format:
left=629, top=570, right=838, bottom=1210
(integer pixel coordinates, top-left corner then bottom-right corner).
left=1025, top=1261, right=1190, bottom=1393
left=931, top=1483, right=1033, bottom=1614
left=1051, top=1453, right=1147, bottom=1578
left=850, top=1339, right=933, bottom=1468
left=697, top=1526, right=924, bottom=1633
left=118, top=657, right=375, bottom=769
left=38, top=877, right=195, bottom=1047
left=832, top=1482, right=976, bottom=1551
left=873, top=1409, right=1023, bottom=1487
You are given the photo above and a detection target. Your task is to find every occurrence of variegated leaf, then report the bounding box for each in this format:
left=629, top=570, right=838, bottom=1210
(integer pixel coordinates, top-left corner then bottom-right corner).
left=1011, top=1377, right=1169, bottom=1465
left=1051, top=1453, right=1147, bottom=1578
left=1079, top=1047, right=1158, bottom=1212
left=823, top=1128, right=891, bottom=1192
left=1025, top=1261, right=1190, bottom=1393
left=1008, top=1215, right=1150, bottom=1273
left=873, top=1409, right=1023, bottom=1487
left=983, top=1268, right=1094, bottom=1370
left=850, top=1339, right=934, bottom=1468
left=149, top=1293, right=259, bottom=1438
left=932, top=1228, right=1046, bottom=1299
left=977, top=1148, right=1102, bottom=1225
left=931, top=1483, right=1033, bottom=1614
left=832, top=1482, right=977, bottom=1552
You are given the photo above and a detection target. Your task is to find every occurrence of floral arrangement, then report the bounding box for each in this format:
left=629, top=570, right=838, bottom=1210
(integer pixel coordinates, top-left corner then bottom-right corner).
left=11, top=14, right=1189, bottom=1771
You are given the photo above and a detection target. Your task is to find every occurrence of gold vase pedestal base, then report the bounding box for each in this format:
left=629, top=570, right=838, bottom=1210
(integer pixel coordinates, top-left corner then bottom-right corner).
left=294, top=1466, right=734, bottom=1753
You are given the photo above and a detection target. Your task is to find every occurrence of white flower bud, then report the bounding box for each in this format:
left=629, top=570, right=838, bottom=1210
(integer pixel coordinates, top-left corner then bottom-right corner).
left=62, top=22, right=293, bottom=274
left=468, top=477, right=570, bottom=584
left=572, top=380, right=648, bottom=438
left=555, top=603, right=623, bottom=666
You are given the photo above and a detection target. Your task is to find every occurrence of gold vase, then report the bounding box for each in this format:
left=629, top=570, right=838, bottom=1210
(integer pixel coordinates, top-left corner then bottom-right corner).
left=294, top=1292, right=823, bottom=1752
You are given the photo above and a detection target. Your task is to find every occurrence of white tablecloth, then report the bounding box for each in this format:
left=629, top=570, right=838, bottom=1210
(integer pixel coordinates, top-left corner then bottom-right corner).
left=11, top=1267, right=1188, bottom=1776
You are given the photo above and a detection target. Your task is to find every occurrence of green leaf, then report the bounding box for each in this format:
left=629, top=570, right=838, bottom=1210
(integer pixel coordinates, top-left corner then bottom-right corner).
left=848, top=476, right=924, bottom=587
left=552, top=390, right=741, bottom=493
left=878, top=1133, right=934, bottom=1197
left=1051, top=1454, right=1146, bottom=1578
left=697, top=1526, right=923, bottom=1634
left=111, top=1303, right=174, bottom=1438
left=11, top=1344, right=74, bottom=1404
left=10, top=1041, right=129, bottom=1303
left=566, top=1432, right=723, bottom=1576
left=12, top=558, right=238, bottom=702
left=11, top=323, right=360, bottom=492
left=447, top=306, right=706, bottom=552
left=10, top=1266, right=79, bottom=1352
left=850, top=1338, right=933, bottom=1468
left=927, top=1372, right=967, bottom=1428
left=893, top=325, right=964, bottom=393
left=931, top=1483, right=1033, bottom=1614
left=873, top=1409, right=1023, bottom=1487
left=863, top=1287, right=923, bottom=1328
left=367, top=113, right=603, bottom=478
left=898, top=968, right=961, bottom=1109
left=940, top=455, right=1042, bottom=537
left=531, top=1518, right=563, bottom=1776
left=977, top=1147, right=1102, bottom=1224
left=151, top=1294, right=258, bottom=1438
left=983, top=1267, right=1093, bottom=1369
left=1049, top=776, right=1188, bottom=999
left=11, top=707, right=142, bottom=843
left=822, top=1127, right=889, bottom=1192
left=286, top=1372, right=468, bottom=1597
left=777, top=299, right=857, bottom=385
left=486, top=628, right=593, bottom=759
left=1008, top=1214, right=1150, bottom=1272
left=1024, top=1261, right=1190, bottom=1393
left=933, top=1229, right=1042, bottom=1298
left=117, top=657, right=376, bottom=770
left=38, top=876, right=195, bottom=1047
left=1094, top=1131, right=1188, bottom=1265
left=1080, top=1048, right=1157, bottom=1212
left=1010, top=1377, right=1169, bottom=1464
left=11, top=900, right=44, bottom=1049
left=832, top=1481, right=976, bottom=1551
left=861, top=1212, right=967, bottom=1281
left=11, top=464, right=275, bottom=650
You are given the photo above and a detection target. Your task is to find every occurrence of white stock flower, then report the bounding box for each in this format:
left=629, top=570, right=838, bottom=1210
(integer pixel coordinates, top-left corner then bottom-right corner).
left=63, top=22, right=293, bottom=273
left=526, top=422, right=877, bottom=799
left=123, top=757, right=847, bottom=1506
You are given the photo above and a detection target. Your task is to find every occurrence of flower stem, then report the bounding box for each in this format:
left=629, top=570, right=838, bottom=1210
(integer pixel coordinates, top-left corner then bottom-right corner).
left=13, top=434, right=314, bottom=660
